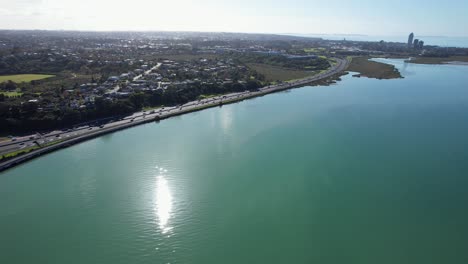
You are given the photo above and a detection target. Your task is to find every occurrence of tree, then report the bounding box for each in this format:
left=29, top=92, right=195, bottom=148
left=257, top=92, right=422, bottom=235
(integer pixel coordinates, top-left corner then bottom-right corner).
left=5, top=80, right=17, bottom=91
left=62, top=109, right=81, bottom=124
left=21, top=102, right=38, bottom=116
left=94, top=97, right=112, bottom=116
left=246, top=80, right=260, bottom=91
left=129, top=93, right=146, bottom=109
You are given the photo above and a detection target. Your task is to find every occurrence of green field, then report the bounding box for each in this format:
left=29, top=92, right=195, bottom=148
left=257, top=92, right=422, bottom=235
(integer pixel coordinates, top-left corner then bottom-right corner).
left=304, top=47, right=326, bottom=53
left=0, top=74, right=55, bottom=83
left=153, top=54, right=220, bottom=61
left=246, top=63, right=316, bottom=82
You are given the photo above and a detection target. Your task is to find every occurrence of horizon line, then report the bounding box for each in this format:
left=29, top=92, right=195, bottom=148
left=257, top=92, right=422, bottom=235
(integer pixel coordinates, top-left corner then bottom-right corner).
left=0, top=28, right=467, bottom=39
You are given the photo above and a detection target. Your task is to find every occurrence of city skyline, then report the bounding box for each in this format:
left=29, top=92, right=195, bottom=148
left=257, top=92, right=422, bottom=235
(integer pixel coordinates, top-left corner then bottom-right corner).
left=0, top=0, right=467, bottom=37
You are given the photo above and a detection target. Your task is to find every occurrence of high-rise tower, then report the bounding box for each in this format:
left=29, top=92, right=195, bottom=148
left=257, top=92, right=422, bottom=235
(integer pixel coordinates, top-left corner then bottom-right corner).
left=419, top=41, right=424, bottom=49
left=408, top=33, right=414, bottom=48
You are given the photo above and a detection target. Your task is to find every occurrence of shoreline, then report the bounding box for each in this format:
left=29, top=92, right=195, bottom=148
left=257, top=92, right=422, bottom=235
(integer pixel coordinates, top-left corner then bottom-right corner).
left=347, top=57, right=402, bottom=79
left=368, top=55, right=468, bottom=67
left=443, top=61, right=468, bottom=66
left=0, top=58, right=349, bottom=173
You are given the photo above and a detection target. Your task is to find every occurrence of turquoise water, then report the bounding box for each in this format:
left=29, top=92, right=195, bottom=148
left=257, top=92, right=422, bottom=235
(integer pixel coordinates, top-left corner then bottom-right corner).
left=1, top=60, right=468, bottom=263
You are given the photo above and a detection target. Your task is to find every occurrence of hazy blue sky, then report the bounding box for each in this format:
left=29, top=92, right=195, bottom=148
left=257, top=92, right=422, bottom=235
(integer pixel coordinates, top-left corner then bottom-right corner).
left=0, top=0, right=467, bottom=36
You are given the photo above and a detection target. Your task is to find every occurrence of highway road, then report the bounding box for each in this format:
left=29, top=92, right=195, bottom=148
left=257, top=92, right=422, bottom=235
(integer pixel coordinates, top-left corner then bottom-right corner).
left=0, top=58, right=349, bottom=157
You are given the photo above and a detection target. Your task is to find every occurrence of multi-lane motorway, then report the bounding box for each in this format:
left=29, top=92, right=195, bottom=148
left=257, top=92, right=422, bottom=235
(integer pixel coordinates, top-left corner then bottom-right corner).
left=0, top=57, right=349, bottom=164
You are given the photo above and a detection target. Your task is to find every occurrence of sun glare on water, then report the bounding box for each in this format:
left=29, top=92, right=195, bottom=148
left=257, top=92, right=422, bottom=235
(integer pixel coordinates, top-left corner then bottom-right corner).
left=154, top=167, right=173, bottom=235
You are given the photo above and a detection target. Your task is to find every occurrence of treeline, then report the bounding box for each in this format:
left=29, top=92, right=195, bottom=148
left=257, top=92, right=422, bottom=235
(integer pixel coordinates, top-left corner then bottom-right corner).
left=421, top=47, right=468, bottom=57
left=0, top=80, right=261, bottom=133
left=0, top=50, right=139, bottom=77
left=0, top=52, right=81, bottom=75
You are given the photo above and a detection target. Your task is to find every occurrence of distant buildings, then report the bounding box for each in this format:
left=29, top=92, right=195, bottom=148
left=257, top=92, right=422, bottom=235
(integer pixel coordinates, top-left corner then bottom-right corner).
left=418, top=41, right=424, bottom=49
left=408, top=33, right=424, bottom=50
left=408, top=33, right=414, bottom=48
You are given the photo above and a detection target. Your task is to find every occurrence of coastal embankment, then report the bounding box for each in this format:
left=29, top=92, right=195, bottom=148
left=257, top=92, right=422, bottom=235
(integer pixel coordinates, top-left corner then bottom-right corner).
left=0, top=58, right=349, bottom=172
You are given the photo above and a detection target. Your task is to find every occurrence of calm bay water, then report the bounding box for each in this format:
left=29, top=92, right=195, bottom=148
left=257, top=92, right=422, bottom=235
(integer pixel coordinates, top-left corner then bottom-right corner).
left=292, top=34, right=468, bottom=48
left=1, top=60, right=468, bottom=263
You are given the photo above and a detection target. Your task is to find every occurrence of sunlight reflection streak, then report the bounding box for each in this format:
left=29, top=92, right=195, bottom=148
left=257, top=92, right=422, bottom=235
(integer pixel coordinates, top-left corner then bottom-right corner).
left=154, top=171, right=173, bottom=234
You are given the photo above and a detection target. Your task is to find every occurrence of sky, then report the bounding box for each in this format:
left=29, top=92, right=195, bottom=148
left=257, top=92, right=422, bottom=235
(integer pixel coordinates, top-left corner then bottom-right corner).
left=0, top=0, right=467, bottom=37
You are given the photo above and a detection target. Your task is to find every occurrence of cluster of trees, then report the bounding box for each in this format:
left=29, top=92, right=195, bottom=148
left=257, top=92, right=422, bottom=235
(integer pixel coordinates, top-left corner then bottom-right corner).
left=0, top=80, right=261, bottom=133
left=0, top=51, right=139, bottom=78
left=0, top=80, right=17, bottom=91
left=0, top=52, right=78, bottom=75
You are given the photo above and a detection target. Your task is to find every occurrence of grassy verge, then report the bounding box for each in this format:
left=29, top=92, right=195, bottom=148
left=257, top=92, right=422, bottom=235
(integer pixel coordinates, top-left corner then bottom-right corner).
left=0, top=74, right=55, bottom=83
left=1, top=146, right=40, bottom=159
left=407, top=56, right=468, bottom=65
left=143, top=105, right=163, bottom=111
left=347, top=57, right=402, bottom=79
left=246, top=63, right=316, bottom=82
left=198, top=94, right=223, bottom=99
left=0, top=140, right=63, bottom=161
